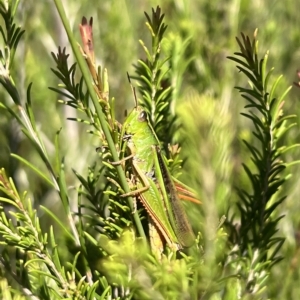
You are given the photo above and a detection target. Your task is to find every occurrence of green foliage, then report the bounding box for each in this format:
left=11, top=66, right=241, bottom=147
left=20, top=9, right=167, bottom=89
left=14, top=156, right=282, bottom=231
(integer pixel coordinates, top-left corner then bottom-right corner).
left=132, top=7, right=173, bottom=146
left=226, top=30, right=296, bottom=294
left=0, top=0, right=299, bottom=299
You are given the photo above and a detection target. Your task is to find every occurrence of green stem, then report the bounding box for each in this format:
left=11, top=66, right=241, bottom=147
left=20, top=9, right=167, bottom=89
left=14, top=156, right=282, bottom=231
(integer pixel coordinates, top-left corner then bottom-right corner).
left=53, top=0, right=146, bottom=242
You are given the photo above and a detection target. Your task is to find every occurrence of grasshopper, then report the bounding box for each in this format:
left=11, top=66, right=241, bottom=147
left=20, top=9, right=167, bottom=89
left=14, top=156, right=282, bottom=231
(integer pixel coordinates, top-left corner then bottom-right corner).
left=120, top=91, right=197, bottom=253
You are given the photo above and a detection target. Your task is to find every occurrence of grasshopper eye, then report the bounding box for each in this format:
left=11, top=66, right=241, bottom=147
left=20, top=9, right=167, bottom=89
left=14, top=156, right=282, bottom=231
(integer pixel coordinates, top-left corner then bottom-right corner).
left=138, top=111, right=147, bottom=122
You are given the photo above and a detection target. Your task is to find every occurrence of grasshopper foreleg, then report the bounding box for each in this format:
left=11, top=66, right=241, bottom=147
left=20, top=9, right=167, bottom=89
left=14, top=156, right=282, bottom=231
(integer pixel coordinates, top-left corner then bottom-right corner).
left=109, top=153, right=135, bottom=165
left=121, top=160, right=151, bottom=197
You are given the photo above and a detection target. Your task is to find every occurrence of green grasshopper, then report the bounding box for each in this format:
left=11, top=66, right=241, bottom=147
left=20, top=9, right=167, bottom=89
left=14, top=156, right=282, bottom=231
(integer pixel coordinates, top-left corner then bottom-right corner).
left=119, top=91, right=198, bottom=252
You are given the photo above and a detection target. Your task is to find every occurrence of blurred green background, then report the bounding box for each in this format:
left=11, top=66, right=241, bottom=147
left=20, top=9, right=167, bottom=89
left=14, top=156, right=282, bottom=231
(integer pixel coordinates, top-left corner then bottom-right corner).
left=1, top=0, right=300, bottom=298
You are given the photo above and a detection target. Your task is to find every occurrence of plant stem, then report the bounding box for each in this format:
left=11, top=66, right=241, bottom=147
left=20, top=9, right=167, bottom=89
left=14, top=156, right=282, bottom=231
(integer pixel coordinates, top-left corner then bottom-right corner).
left=52, top=0, right=146, bottom=242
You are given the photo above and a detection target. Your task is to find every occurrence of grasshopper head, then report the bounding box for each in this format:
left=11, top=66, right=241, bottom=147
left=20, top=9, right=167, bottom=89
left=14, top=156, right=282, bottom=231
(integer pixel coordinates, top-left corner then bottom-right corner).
left=123, top=106, right=149, bottom=136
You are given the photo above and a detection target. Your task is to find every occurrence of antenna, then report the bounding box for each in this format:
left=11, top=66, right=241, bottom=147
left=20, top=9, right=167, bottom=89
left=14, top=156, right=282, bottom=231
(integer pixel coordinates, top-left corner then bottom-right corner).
left=127, top=72, right=138, bottom=108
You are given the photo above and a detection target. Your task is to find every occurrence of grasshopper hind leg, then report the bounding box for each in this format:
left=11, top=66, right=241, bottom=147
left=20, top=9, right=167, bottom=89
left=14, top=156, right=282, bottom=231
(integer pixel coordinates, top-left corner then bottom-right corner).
left=148, top=217, right=180, bottom=259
